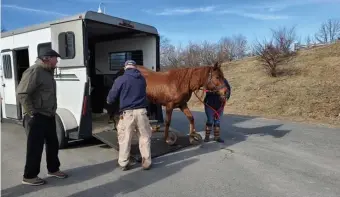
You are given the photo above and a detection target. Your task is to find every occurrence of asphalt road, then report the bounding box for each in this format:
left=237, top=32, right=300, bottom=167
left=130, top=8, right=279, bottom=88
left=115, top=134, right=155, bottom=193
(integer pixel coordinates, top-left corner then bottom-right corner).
left=1, top=110, right=340, bottom=197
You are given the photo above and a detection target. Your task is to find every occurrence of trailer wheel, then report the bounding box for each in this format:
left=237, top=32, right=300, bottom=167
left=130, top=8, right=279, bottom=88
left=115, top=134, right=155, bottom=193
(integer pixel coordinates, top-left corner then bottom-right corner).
left=56, top=114, right=68, bottom=149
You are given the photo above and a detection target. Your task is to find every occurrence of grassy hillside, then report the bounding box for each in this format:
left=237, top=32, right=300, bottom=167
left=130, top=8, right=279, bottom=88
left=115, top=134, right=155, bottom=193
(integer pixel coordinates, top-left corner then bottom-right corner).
left=188, top=42, right=340, bottom=127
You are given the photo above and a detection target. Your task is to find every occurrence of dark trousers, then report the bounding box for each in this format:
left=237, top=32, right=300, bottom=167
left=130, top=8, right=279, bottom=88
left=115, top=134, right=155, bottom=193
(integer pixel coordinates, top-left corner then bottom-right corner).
left=24, top=113, right=60, bottom=179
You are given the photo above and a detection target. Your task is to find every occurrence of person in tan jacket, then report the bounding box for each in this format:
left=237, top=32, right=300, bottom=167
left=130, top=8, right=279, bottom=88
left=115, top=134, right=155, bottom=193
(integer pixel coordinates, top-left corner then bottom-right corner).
left=16, top=49, right=68, bottom=186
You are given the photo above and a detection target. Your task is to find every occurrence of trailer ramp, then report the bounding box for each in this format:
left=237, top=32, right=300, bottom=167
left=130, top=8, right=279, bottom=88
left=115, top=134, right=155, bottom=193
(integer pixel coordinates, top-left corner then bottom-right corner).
left=92, top=114, right=192, bottom=162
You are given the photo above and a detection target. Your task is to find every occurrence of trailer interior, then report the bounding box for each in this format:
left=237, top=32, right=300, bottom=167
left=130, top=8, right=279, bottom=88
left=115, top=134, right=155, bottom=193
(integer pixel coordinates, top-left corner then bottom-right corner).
left=84, top=20, right=161, bottom=134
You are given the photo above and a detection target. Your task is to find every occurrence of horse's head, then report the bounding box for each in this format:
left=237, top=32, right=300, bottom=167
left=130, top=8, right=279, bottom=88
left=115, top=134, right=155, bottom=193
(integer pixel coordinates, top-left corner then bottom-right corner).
left=117, top=67, right=125, bottom=76
left=204, top=62, right=228, bottom=99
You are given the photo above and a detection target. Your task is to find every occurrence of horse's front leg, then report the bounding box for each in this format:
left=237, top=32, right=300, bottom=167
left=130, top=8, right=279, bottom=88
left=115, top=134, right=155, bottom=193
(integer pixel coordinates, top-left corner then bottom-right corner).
left=179, top=103, right=203, bottom=145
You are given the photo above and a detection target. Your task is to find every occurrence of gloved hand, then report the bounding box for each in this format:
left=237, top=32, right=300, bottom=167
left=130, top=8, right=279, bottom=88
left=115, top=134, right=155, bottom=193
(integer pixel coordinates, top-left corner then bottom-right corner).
left=24, top=111, right=34, bottom=118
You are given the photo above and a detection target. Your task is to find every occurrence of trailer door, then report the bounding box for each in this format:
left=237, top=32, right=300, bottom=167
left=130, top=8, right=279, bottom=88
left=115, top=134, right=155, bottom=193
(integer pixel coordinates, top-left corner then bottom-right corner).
left=0, top=51, right=20, bottom=119
left=50, top=19, right=87, bottom=129
left=50, top=19, right=85, bottom=68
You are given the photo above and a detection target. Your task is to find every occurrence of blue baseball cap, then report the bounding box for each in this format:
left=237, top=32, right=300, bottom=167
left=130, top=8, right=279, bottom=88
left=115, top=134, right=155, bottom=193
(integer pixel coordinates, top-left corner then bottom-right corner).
left=124, top=60, right=136, bottom=66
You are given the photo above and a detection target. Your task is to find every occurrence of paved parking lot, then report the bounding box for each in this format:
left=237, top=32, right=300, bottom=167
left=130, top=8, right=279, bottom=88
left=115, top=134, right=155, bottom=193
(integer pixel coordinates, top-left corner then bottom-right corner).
left=1, top=111, right=340, bottom=197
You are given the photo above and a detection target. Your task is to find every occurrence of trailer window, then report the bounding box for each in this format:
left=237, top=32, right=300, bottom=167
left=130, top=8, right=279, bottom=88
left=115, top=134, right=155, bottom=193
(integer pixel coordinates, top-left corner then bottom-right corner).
left=58, top=32, right=75, bottom=59
left=37, top=42, right=52, bottom=57
left=109, top=50, right=143, bottom=70
left=2, top=55, right=12, bottom=79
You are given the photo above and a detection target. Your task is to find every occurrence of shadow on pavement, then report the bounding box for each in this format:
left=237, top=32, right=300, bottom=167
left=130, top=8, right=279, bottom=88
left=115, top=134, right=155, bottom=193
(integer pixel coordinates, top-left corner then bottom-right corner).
left=65, top=158, right=199, bottom=197
left=65, top=114, right=291, bottom=197
left=170, top=110, right=291, bottom=139
left=1, top=160, right=117, bottom=197
left=63, top=109, right=291, bottom=197
left=1, top=110, right=291, bottom=197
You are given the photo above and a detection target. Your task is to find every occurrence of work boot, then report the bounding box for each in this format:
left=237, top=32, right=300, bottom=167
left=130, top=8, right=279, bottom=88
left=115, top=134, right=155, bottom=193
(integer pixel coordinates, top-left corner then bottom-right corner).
left=213, top=126, right=224, bottom=143
left=142, top=157, right=152, bottom=170
left=121, top=165, right=130, bottom=171
left=204, top=125, right=212, bottom=142
left=108, top=115, right=114, bottom=124
left=119, top=160, right=136, bottom=171
left=22, top=177, right=46, bottom=186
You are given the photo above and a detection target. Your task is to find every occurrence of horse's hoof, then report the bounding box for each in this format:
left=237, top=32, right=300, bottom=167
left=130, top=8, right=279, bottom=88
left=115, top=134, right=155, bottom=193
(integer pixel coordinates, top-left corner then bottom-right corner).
left=151, top=125, right=161, bottom=133
left=189, top=133, right=203, bottom=145
left=151, top=126, right=157, bottom=133
left=165, top=131, right=178, bottom=146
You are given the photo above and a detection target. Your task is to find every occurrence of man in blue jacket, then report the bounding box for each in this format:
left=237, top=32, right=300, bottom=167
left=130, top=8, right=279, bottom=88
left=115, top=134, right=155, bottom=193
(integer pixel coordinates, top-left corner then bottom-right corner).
left=107, top=60, right=152, bottom=171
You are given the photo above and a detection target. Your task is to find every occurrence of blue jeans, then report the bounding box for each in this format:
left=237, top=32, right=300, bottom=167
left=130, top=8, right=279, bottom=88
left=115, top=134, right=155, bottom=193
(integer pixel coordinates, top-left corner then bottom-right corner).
left=205, top=105, right=223, bottom=127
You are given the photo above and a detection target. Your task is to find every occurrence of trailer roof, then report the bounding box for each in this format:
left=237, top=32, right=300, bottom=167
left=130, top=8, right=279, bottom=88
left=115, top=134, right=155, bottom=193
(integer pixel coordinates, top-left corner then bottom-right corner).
left=1, top=11, right=159, bottom=38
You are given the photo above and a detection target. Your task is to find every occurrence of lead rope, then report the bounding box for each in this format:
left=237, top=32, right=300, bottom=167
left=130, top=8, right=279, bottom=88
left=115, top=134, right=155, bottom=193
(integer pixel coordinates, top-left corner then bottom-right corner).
left=193, top=90, right=226, bottom=120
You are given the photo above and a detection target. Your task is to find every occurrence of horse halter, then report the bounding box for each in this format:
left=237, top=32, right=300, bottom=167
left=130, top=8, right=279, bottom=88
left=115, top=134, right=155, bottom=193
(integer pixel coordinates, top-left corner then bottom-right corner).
left=204, top=69, right=227, bottom=93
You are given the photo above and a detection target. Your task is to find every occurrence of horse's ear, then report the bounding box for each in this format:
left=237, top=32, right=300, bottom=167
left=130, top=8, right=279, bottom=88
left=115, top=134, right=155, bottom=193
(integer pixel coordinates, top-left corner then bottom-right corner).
left=213, top=61, right=221, bottom=69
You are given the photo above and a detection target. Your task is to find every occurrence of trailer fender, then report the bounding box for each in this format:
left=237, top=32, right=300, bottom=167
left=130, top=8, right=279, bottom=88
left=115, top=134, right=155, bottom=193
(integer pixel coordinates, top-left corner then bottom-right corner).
left=56, top=108, right=78, bottom=132
left=22, top=108, right=78, bottom=131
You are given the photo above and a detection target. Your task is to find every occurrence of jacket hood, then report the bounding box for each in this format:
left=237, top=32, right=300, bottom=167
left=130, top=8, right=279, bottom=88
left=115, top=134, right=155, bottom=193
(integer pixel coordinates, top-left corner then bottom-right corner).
left=124, top=68, right=142, bottom=78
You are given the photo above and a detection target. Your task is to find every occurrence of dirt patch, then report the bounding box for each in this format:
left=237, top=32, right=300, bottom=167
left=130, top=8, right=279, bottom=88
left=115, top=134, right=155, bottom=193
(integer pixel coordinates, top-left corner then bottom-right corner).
left=188, top=42, right=340, bottom=128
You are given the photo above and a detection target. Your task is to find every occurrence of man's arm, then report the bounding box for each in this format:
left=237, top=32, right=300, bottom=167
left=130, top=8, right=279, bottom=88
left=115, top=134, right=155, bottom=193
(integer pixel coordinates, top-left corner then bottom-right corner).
left=16, top=69, right=40, bottom=116
left=107, top=77, right=123, bottom=104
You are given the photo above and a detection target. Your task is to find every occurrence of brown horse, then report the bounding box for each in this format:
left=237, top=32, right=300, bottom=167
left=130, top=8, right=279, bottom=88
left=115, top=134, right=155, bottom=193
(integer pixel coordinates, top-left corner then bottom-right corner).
left=134, top=62, right=228, bottom=145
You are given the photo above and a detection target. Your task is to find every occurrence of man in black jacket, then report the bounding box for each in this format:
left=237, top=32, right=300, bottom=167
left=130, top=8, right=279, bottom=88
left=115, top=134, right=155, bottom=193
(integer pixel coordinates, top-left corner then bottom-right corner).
left=17, top=49, right=68, bottom=186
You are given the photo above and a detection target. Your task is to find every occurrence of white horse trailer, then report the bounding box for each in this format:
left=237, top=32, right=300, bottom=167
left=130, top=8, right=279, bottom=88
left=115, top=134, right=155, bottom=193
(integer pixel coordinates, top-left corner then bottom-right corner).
left=0, top=11, right=164, bottom=148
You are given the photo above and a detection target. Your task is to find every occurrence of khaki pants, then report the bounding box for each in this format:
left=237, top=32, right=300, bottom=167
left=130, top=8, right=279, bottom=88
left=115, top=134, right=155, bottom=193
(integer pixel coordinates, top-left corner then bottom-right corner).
left=117, top=108, right=152, bottom=167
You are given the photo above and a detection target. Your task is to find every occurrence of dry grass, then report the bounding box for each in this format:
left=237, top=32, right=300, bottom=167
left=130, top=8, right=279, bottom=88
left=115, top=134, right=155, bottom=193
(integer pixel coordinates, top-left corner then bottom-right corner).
left=188, top=42, right=340, bottom=128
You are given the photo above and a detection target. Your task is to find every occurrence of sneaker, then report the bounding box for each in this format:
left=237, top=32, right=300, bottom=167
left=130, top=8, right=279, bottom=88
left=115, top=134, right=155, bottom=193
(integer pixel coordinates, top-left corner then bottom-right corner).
left=47, top=171, right=68, bottom=179
left=22, top=177, right=46, bottom=186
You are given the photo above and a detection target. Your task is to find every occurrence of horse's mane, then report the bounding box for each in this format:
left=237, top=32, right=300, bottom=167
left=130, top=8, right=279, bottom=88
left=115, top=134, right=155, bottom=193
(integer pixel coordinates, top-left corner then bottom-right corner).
left=170, top=66, right=213, bottom=89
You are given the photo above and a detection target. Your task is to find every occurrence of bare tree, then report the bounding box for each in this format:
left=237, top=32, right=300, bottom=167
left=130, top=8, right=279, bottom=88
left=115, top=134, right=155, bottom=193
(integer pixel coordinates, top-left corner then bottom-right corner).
left=305, top=35, right=312, bottom=47
left=232, top=34, right=248, bottom=59
left=181, top=41, right=202, bottom=67
left=315, top=19, right=340, bottom=43
left=218, top=37, right=235, bottom=61
left=253, top=39, right=283, bottom=77
left=218, top=34, right=248, bottom=61
left=271, top=26, right=297, bottom=55
left=200, top=41, right=219, bottom=65
left=253, top=26, right=297, bottom=77
left=160, top=34, right=248, bottom=69
left=160, top=36, right=183, bottom=67
left=160, top=36, right=171, bottom=66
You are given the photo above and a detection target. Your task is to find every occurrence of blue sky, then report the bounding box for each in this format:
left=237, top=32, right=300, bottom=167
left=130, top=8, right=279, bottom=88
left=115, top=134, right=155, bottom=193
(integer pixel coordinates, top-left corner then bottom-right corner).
left=2, top=0, right=340, bottom=47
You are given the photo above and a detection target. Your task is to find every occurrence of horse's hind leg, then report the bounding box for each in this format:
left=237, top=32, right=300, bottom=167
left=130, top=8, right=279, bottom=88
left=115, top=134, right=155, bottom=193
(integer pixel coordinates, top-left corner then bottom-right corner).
left=179, top=104, right=203, bottom=145
left=164, top=105, right=177, bottom=145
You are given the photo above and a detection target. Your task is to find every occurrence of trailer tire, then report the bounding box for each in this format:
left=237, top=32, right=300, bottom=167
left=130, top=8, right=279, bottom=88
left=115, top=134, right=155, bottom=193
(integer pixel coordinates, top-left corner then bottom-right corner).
left=56, top=114, right=68, bottom=149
